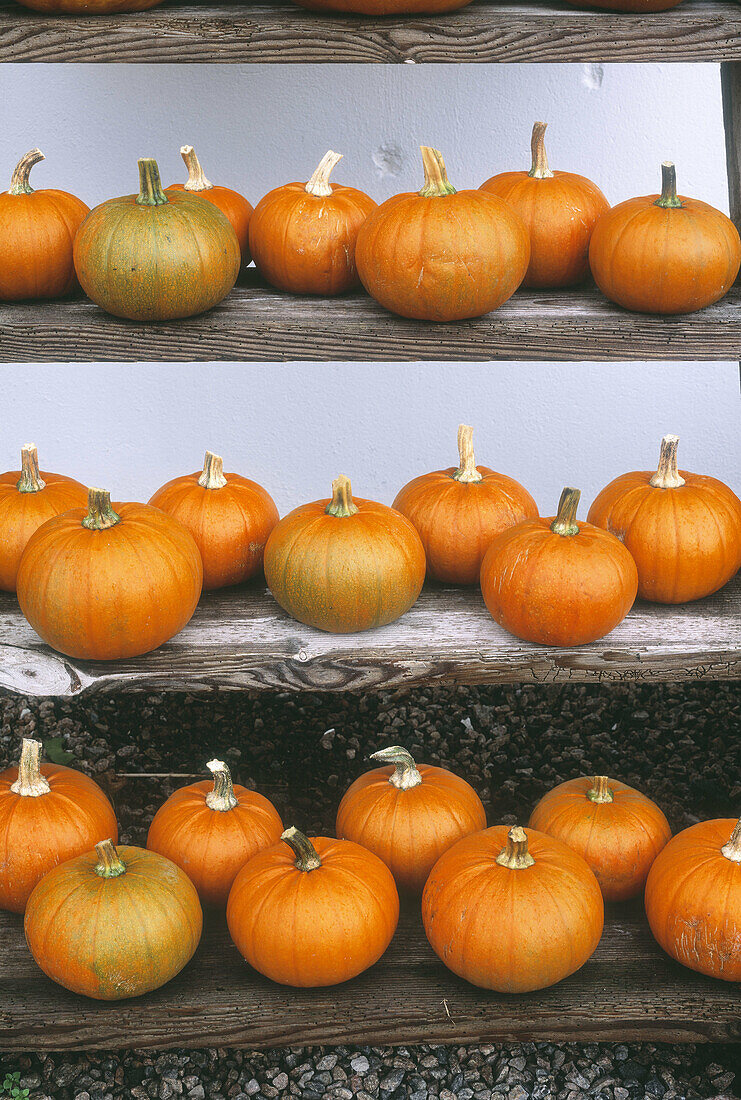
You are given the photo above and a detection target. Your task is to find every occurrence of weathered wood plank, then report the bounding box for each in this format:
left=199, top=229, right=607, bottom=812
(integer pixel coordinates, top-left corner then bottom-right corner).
left=722, top=61, right=741, bottom=236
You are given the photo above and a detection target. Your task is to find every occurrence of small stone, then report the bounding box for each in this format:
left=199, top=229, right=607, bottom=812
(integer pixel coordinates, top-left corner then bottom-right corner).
left=187, top=1088, right=205, bottom=1100
left=380, top=1069, right=404, bottom=1092
left=508, top=1087, right=529, bottom=1100
left=272, top=1073, right=288, bottom=1091
left=351, top=1057, right=370, bottom=1076
left=244, top=1083, right=260, bottom=1097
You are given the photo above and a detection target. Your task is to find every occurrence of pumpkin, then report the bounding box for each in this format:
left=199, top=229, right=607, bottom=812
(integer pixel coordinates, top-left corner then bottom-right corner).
left=147, top=757, right=283, bottom=907
left=480, top=122, right=609, bottom=288
left=529, top=775, right=671, bottom=901
left=249, top=151, right=376, bottom=295
left=25, top=839, right=202, bottom=1000
left=0, top=149, right=89, bottom=302
left=336, top=744, right=486, bottom=893
left=0, top=443, right=88, bottom=593
left=17, top=487, right=203, bottom=661
left=355, top=146, right=529, bottom=322
left=645, top=818, right=741, bottom=981
left=589, top=162, right=741, bottom=314
left=588, top=434, right=741, bottom=604
left=227, top=827, right=399, bottom=987
left=73, top=158, right=240, bottom=321
left=0, top=738, right=118, bottom=914
left=148, top=451, right=279, bottom=591
left=480, top=487, right=638, bottom=647
left=392, top=424, right=539, bottom=584
left=423, top=825, right=604, bottom=992
left=264, top=475, right=425, bottom=634
left=168, top=145, right=253, bottom=268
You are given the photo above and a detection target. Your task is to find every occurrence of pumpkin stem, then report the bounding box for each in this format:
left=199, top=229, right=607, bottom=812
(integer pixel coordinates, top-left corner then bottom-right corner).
left=137, top=158, right=169, bottom=207
left=94, top=839, right=127, bottom=879
left=550, top=487, right=581, bottom=537
left=453, top=424, right=483, bottom=484
left=281, top=826, right=322, bottom=872
left=649, top=434, right=686, bottom=489
left=325, top=475, right=359, bottom=518
left=528, top=122, right=554, bottom=180
left=198, top=451, right=228, bottom=490
left=370, top=745, right=423, bottom=790
left=180, top=145, right=213, bottom=193
left=721, top=818, right=741, bottom=863
left=496, top=826, right=536, bottom=870
left=9, top=148, right=44, bottom=196
left=205, top=758, right=239, bottom=812
left=654, top=162, right=683, bottom=210
left=587, top=776, right=614, bottom=804
left=81, top=488, right=121, bottom=531
left=419, top=147, right=457, bottom=198
left=10, top=738, right=51, bottom=798
left=16, top=444, right=46, bottom=494
left=305, top=151, right=343, bottom=198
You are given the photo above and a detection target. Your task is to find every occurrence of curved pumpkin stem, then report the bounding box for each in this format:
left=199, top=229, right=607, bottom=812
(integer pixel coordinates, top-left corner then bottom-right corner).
left=649, top=435, right=686, bottom=490
left=528, top=122, right=554, bottom=180
left=587, top=776, right=614, bottom=804
left=305, top=151, right=343, bottom=198
left=550, top=487, right=581, bottom=537
left=205, top=758, right=239, bottom=812
left=198, top=451, right=227, bottom=490
left=10, top=738, right=51, bottom=798
left=180, top=145, right=213, bottom=193
left=721, top=818, right=741, bottom=864
left=496, top=826, right=535, bottom=870
left=94, top=839, right=127, bottom=879
left=282, top=827, right=322, bottom=872
left=654, top=162, right=683, bottom=210
left=419, top=147, right=457, bottom=198
left=137, top=158, right=169, bottom=208
left=9, top=149, right=44, bottom=196
left=453, top=424, right=483, bottom=484
left=16, top=444, right=46, bottom=494
left=370, top=745, right=423, bottom=790
left=325, top=475, right=359, bottom=518
left=82, top=488, right=121, bottom=532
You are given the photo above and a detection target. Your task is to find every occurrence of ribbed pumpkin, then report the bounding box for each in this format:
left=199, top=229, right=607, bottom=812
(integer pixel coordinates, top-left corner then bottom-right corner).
left=74, top=158, right=240, bottom=321
left=480, top=487, right=638, bottom=646
left=0, top=444, right=87, bottom=593
left=17, top=487, right=203, bottom=661
left=589, top=162, right=741, bottom=314
left=147, top=758, right=283, bottom=908
left=529, top=775, right=671, bottom=901
left=25, top=840, right=202, bottom=1000
left=392, top=424, right=539, bottom=584
left=264, top=475, right=426, bottom=634
left=0, top=149, right=89, bottom=301
left=149, top=451, right=279, bottom=591
left=423, top=825, right=604, bottom=992
left=356, top=146, right=529, bottom=322
left=336, top=745, right=486, bottom=893
left=645, top=818, right=741, bottom=982
left=0, top=738, right=118, bottom=914
left=168, top=145, right=253, bottom=268
left=249, top=151, right=376, bottom=295
left=588, top=434, right=741, bottom=604
left=227, top=827, right=399, bottom=987
left=480, top=122, right=609, bottom=288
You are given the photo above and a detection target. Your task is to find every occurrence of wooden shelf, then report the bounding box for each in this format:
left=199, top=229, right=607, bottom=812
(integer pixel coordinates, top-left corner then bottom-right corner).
left=1, top=575, right=739, bottom=698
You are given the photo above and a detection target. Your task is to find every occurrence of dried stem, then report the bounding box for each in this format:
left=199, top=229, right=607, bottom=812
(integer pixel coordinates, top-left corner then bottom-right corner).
left=10, top=738, right=50, bottom=797
left=325, top=475, right=359, bottom=518
left=16, top=444, right=46, bottom=493
left=305, top=151, right=343, bottom=198
left=496, top=826, right=536, bottom=870
left=649, top=435, right=686, bottom=489
left=370, top=746, right=423, bottom=790
left=198, top=451, right=228, bottom=490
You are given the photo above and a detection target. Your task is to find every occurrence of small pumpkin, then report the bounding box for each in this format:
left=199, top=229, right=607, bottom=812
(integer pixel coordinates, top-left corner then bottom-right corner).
left=149, top=451, right=279, bottom=591
left=0, top=149, right=89, bottom=302
left=481, top=122, right=609, bottom=288
left=0, top=443, right=88, bottom=593
left=168, top=145, right=253, bottom=268
left=147, top=757, right=283, bottom=908
left=645, top=817, right=741, bottom=982
left=227, top=827, right=399, bottom=987
left=529, top=775, right=671, bottom=901
left=25, top=839, right=202, bottom=1000
left=392, top=424, right=539, bottom=584
left=355, top=146, right=529, bottom=322
left=588, top=434, right=741, bottom=604
left=480, top=486, right=638, bottom=647
left=0, top=738, right=118, bottom=914
left=249, top=151, right=376, bottom=296
left=74, top=157, right=240, bottom=321
left=336, top=745, right=486, bottom=893
left=589, top=162, right=741, bottom=314
left=264, top=475, right=426, bottom=634
left=17, top=486, right=203, bottom=661
left=423, top=825, right=604, bottom=992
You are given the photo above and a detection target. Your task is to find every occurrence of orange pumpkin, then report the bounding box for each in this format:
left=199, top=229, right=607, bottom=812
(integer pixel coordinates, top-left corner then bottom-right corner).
left=588, top=434, right=741, bottom=604
left=25, top=839, right=202, bottom=1000
left=529, top=775, right=671, bottom=901
left=168, top=145, right=253, bottom=268
left=0, top=738, right=118, bottom=914
left=589, top=162, right=741, bottom=314
left=645, top=818, right=741, bottom=981
left=17, top=487, right=203, bottom=661
left=264, top=475, right=425, bottom=634
left=336, top=745, right=486, bottom=893
left=149, top=451, right=279, bottom=591
left=0, top=149, right=89, bottom=302
left=423, top=825, right=604, bottom=992
left=392, top=424, right=539, bottom=584
left=249, top=151, right=376, bottom=295
left=227, top=827, right=399, bottom=987
left=480, top=122, right=609, bottom=288
left=0, top=443, right=88, bottom=593
left=480, top=486, right=638, bottom=646
left=356, top=146, right=529, bottom=322
left=147, top=757, right=283, bottom=907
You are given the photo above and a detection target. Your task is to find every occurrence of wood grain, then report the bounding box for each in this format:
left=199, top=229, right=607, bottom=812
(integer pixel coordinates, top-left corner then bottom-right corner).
left=722, top=62, right=741, bottom=235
